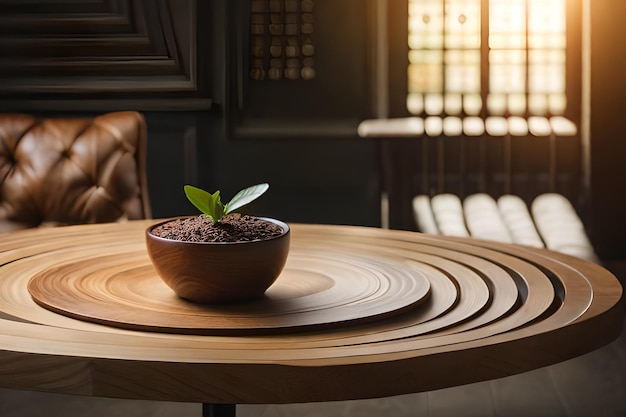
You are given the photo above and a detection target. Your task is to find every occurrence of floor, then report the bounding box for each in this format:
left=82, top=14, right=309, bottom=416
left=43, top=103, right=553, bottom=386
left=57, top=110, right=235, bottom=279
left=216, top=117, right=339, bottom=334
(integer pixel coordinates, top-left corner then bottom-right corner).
left=1, top=311, right=624, bottom=417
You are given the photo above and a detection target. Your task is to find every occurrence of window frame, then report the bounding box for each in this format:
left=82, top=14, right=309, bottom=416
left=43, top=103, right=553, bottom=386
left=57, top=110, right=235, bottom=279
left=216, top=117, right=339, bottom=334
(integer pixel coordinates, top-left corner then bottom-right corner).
left=384, top=0, right=582, bottom=126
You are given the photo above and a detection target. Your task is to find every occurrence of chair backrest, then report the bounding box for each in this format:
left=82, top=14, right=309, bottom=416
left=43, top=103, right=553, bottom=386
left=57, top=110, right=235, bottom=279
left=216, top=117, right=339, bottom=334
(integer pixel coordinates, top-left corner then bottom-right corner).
left=0, top=111, right=151, bottom=233
left=412, top=192, right=600, bottom=263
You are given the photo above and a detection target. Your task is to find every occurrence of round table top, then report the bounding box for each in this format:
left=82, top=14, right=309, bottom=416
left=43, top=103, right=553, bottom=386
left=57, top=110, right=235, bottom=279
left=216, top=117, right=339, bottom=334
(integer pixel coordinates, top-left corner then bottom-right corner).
left=0, top=220, right=622, bottom=404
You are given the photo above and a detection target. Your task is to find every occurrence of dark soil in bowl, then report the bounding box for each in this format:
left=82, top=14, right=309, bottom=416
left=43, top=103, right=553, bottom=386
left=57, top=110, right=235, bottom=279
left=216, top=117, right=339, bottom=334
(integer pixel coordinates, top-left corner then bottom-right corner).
left=150, top=213, right=284, bottom=243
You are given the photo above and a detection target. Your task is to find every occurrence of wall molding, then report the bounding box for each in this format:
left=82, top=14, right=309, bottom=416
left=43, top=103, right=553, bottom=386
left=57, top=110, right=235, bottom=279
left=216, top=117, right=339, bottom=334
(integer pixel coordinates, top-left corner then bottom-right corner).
left=0, top=0, right=212, bottom=111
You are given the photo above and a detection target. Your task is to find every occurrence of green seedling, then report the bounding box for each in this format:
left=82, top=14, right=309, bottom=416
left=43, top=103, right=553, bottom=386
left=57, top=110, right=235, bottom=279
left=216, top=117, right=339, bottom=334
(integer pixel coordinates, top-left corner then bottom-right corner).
left=184, top=183, right=269, bottom=223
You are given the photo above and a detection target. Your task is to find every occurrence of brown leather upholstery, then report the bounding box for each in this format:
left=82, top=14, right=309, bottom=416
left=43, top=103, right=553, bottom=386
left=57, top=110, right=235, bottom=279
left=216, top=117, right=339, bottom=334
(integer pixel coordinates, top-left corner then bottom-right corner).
left=0, top=111, right=151, bottom=233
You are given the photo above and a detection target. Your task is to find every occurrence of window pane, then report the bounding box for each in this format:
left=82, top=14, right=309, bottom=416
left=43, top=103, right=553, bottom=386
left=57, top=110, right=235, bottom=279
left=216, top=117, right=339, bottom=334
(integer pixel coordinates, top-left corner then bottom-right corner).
left=529, top=50, right=565, bottom=93
left=445, top=93, right=464, bottom=114
left=527, top=0, right=566, bottom=115
left=407, top=92, right=425, bottom=114
left=407, top=0, right=568, bottom=118
left=489, top=0, right=526, bottom=49
left=445, top=0, right=481, bottom=49
left=408, top=0, right=481, bottom=116
left=508, top=93, right=527, bottom=115
left=489, top=50, right=526, bottom=93
left=408, top=0, right=444, bottom=49
left=487, top=93, right=507, bottom=115
left=549, top=94, right=567, bottom=115
left=464, top=94, right=483, bottom=115
left=529, top=93, right=549, bottom=115
left=445, top=50, right=481, bottom=93
left=408, top=50, right=443, bottom=92
left=425, top=93, right=445, bottom=114
left=528, top=0, right=566, bottom=48
left=488, top=0, right=567, bottom=116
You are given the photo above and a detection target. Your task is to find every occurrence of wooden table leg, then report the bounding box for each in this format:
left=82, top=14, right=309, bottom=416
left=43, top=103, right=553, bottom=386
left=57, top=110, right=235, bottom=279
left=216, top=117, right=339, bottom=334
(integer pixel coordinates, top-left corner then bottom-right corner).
left=202, top=403, right=236, bottom=417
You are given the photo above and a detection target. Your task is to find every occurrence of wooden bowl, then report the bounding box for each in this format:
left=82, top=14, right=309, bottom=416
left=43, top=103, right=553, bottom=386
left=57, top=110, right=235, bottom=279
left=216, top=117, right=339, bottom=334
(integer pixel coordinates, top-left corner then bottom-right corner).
left=145, top=217, right=290, bottom=304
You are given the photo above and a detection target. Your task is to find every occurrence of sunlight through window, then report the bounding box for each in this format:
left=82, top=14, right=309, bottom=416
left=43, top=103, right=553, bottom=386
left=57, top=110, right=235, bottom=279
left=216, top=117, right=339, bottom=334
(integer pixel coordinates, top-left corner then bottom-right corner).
left=407, top=0, right=567, bottom=119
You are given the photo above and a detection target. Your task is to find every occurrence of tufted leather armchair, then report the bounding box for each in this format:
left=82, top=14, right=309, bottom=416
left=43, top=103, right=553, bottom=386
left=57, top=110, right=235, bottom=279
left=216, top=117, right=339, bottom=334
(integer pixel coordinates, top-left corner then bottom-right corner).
left=0, top=111, right=151, bottom=233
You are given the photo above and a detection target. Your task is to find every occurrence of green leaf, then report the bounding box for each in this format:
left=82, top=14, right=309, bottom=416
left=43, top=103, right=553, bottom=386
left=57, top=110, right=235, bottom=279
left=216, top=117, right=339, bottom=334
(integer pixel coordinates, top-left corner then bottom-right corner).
left=225, top=183, right=269, bottom=214
left=184, top=185, right=226, bottom=222
left=184, top=183, right=269, bottom=221
left=206, top=190, right=225, bottom=222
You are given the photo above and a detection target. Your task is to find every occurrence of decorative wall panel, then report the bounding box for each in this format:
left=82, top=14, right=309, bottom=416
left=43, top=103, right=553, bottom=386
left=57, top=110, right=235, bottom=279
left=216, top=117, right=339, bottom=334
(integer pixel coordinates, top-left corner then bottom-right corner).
left=225, top=0, right=375, bottom=139
left=249, top=0, right=316, bottom=81
left=0, top=0, right=212, bottom=111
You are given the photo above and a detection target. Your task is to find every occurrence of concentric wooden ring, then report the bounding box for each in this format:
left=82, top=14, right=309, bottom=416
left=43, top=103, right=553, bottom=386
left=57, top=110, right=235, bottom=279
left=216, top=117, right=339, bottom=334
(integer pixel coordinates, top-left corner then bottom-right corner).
left=27, top=249, right=432, bottom=335
left=0, top=220, right=620, bottom=405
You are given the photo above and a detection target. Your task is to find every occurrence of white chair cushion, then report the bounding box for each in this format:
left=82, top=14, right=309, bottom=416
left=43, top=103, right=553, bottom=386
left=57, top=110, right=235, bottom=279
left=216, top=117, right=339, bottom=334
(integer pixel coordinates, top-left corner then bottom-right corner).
left=431, top=194, right=470, bottom=237
left=497, top=195, right=545, bottom=248
left=412, top=195, right=439, bottom=235
left=409, top=192, right=598, bottom=263
left=463, top=193, right=513, bottom=243
left=531, top=193, right=599, bottom=263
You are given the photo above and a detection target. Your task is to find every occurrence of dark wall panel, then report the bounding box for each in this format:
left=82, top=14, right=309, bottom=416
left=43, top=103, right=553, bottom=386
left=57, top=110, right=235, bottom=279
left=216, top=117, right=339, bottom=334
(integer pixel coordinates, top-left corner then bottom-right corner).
left=0, top=0, right=380, bottom=227
left=589, top=0, right=626, bottom=259
left=225, top=0, right=375, bottom=139
left=0, top=0, right=212, bottom=111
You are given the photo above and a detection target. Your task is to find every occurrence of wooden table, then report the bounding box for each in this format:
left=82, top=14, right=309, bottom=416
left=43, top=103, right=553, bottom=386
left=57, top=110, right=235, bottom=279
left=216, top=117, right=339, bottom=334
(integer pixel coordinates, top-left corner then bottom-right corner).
left=0, top=220, right=622, bottom=417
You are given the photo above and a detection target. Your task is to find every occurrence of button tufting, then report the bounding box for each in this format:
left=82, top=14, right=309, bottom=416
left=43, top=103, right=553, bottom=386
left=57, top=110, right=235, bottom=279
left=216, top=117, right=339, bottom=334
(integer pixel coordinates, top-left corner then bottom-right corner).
left=0, top=112, right=151, bottom=233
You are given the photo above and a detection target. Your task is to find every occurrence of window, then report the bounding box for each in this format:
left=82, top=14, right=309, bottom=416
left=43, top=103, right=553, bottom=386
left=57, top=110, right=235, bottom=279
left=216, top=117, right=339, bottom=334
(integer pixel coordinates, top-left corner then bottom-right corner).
left=406, top=0, right=575, bottom=135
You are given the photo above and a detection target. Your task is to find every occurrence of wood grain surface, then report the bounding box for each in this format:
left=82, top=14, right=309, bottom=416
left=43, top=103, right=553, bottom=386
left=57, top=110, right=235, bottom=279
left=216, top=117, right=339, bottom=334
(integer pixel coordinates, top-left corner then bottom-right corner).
left=0, top=220, right=622, bottom=405
left=27, top=248, right=432, bottom=335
